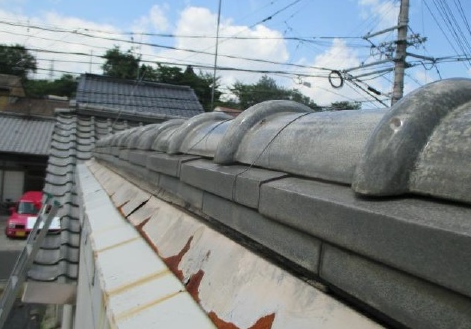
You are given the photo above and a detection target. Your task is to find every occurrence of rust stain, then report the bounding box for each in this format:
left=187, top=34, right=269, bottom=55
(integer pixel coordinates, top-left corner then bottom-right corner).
left=248, top=313, right=276, bottom=329
left=208, top=312, right=276, bottom=329
left=117, top=201, right=129, bottom=217
left=162, top=236, right=194, bottom=280
left=185, top=270, right=205, bottom=304
left=208, top=312, right=239, bottom=329
left=135, top=216, right=151, bottom=231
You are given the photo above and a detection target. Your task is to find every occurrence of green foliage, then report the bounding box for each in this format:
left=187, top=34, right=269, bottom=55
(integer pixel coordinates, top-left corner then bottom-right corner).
left=141, top=63, right=219, bottom=112
left=24, top=74, right=78, bottom=98
left=330, top=101, right=362, bottom=110
left=102, top=46, right=140, bottom=79
left=0, top=44, right=37, bottom=80
left=101, top=47, right=219, bottom=111
left=230, top=75, right=319, bottom=111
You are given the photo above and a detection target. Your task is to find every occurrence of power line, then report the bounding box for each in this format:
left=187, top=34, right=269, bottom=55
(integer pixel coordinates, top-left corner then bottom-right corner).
left=0, top=21, right=338, bottom=73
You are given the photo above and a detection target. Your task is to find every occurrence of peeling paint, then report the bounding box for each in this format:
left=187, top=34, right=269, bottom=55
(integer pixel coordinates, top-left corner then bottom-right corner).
left=135, top=216, right=151, bottom=232
left=186, top=270, right=205, bottom=304
left=163, top=236, right=194, bottom=280
left=208, top=312, right=275, bottom=329
left=117, top=202, right=129, bottom=217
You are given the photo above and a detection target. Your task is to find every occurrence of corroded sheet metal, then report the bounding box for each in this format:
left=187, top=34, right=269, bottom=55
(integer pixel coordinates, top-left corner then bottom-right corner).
left=86, top=160, right=384, bottom=329
left=76, top=163, right=216, bottom=329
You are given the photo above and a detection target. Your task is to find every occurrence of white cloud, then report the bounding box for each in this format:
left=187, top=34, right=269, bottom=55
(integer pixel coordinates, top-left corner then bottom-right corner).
left=132, top=4, right=169, bottom=33
left=358, top=0, right=399, bottom=31
left=0, top=9, right=128, bottom=79
left=290, top=39, right=372, bottom=106
left=153, top=6, right=289, bottom=88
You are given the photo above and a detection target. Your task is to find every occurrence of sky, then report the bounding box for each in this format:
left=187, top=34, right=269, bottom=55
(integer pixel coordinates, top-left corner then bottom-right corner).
left=1, top=0, right=471, bottom=108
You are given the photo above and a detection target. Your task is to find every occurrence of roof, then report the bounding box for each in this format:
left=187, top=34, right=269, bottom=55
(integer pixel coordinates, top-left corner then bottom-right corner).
left=89, top=78, right=471, bottom=328
left=75, top=73, right=204, bottom=119
left=0, top=113, right=55, bottom=156
left=74, top=160, right=383, bottom=329
left=25, top=109, right=145, bottom=286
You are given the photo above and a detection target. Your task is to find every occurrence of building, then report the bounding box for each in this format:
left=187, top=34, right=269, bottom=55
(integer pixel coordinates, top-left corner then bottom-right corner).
left=20, top=78, right=471, bottom=328
left=0, top=113, right=55, bottom=203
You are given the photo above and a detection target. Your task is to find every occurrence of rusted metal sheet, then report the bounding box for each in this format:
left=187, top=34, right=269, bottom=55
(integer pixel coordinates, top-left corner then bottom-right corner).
left=86, top=160, right=384, bottom=329
left=76, top=163, right=216, bottom=329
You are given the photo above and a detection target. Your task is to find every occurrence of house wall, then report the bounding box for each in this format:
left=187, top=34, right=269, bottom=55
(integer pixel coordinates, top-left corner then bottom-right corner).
left=0, top=153, right=47, bottom=203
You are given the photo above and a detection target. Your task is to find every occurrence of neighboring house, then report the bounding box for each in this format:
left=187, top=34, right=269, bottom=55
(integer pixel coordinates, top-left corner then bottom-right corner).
left=0, top=73, right=69, bottom=117
left=21, top=73, right=207, bottom=321
left=20, top=79, right=471, bottom=328
left=0, top=74, right=25, bottom=109
left=75, top=73, right=205, bottom=121
left=0, top=112, right=55, bottom=204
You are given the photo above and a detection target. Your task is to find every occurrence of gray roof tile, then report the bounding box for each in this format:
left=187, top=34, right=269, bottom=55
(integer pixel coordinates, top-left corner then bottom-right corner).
left=76, top=74, right=204, bottom=119
left=0, top=114, right=55, bottom=155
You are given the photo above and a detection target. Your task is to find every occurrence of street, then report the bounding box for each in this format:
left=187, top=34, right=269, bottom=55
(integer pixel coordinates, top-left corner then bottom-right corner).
left=0, top=215, right=26, bottom=281
left=0, top=215, right=44, bottom=329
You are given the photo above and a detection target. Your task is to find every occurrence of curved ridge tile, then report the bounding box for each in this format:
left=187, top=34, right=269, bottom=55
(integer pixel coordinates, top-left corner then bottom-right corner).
left=214, top=100, right=311, bottom=164
left=150, top=119, right=186, bottom=152
left=229, top=108, right=384, bottom=183
left=138, top=119, right=185, bottom=150
left=179, top=119, right=232, bottom=158
left=167, top=112, right=232, bottom=155
left=127, top=123, right=159, bottom=149
left=409, top=101, right=471, bottom=204
left=353, top=78, right=471, bottom=197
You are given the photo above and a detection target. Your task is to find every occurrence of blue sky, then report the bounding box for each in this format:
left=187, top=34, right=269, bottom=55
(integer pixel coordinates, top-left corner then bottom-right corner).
left=2, top=0, right=471, bottom=108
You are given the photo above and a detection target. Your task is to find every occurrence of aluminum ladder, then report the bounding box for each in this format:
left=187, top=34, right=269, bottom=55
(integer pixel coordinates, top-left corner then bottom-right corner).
left=0, top=193, right=60, bottom=328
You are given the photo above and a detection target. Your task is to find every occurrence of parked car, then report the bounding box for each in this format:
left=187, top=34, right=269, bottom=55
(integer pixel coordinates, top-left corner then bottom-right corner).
left=5, top=191, right=60, bottom=238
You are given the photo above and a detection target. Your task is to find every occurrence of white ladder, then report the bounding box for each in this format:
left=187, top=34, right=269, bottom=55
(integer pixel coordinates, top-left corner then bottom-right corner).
left=0, top=193, right=60, bottom=328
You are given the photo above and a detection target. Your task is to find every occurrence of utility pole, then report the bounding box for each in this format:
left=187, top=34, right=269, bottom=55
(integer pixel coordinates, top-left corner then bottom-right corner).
left=210, top=0, right=222, bottom=111
left=391, top=0, right=410, bottom=106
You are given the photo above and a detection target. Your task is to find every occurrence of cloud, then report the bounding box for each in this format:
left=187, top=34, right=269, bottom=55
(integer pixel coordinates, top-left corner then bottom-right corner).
left=153, top=6, right=290, bottom=88
left=0, top=9, right=128, bottom=79
left=132, top=4, right=169, bottom=33
left=358, top=0, right=399, bottom=31
left=290, top=39, right=375, bottom=107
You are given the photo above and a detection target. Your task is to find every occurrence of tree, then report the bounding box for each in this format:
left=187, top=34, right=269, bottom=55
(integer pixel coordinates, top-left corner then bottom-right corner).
left=23, top=74, right=79, bottom=98
left=330, top=101, right=361, bottom=111
left=102, top=46, right=140, bottom=79
left=0, top=44, right=37, bottom=80
left=101, top=46, right=220, bottom=111
left=141, top=63, right=219, bottom=112
left=230, top=75, right=318, bottom=111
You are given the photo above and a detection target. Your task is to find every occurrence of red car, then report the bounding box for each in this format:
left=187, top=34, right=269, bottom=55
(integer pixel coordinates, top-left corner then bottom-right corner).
left=5, top=191, right=43, bottom=238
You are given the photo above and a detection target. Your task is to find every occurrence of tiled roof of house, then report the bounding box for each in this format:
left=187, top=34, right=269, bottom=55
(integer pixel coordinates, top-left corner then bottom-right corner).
left=75, top=73, right=204, bottom=119
left=0, top=113, right=55, bottom=155
left=28, top=76, right=207, bottom=289
left=88, top=78, right=471, bottom=328
left=26, top=109, right=143, bottom=285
